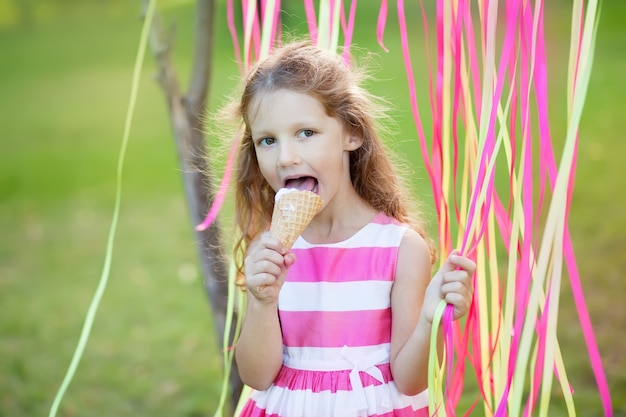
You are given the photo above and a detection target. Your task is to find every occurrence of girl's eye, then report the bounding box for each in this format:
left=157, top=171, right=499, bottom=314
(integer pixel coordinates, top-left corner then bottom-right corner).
left=297, top=129, right=315, bottom=138
left=258, top=137, right=276, bottom=146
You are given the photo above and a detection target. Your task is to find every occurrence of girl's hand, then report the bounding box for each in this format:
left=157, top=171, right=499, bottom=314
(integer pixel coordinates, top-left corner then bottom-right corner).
left=422, top=249, right=476, bottom=323
left=244, top=232, right=295, bottom=303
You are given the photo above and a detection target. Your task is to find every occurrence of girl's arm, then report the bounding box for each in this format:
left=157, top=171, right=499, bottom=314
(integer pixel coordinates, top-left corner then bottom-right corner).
left=235, top=234, right=294, bottom=390
left=390, top=230, right=475, bottom=395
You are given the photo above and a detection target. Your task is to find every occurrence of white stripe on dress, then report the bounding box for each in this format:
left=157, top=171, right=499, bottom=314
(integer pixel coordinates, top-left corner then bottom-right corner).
left=279, top=281, right=393, bottom=312
left=250, top=383, right=429, bottom=417
left=282, top=344, right=392, bottom=371
left=292, top=222, right=408, bottom=249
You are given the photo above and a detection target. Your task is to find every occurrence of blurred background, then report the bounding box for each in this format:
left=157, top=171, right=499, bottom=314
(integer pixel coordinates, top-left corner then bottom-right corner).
left=0, top=0, right=624, bottom=416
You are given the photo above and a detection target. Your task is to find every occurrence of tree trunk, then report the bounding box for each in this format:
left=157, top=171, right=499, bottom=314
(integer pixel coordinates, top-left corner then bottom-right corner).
left=142, top=0, right=243, bottom=412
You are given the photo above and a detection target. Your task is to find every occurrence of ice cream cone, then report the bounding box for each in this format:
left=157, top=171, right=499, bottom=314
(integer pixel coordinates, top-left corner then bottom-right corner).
left=269, top=189, right=323, bottom=250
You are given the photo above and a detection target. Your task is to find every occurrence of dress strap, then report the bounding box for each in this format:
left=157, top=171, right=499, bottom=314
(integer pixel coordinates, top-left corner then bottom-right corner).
left=340, top=345, right=392, bottom=411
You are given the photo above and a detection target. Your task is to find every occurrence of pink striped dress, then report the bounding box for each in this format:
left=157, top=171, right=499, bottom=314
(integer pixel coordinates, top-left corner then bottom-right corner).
left=238, top=213, right=429, bottom=417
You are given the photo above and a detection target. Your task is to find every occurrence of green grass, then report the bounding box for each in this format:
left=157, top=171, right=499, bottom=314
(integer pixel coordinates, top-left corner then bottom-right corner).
left=0, top=1, right=624, bottom=416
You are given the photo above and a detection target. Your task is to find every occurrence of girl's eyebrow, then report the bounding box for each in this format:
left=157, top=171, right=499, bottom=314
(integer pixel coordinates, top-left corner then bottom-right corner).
left=250, top=126, right=273, bottom=138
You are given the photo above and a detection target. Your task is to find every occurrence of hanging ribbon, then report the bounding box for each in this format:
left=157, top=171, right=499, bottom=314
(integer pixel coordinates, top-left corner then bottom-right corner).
left=48, top=0, right=157, bottom=415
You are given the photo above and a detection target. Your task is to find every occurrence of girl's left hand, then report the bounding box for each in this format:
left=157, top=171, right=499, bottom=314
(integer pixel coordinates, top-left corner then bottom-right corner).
left=422, top=249, right=476, bottom=323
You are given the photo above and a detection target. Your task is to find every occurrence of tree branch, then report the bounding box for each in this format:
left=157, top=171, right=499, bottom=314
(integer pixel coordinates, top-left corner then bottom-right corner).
left=141, top=0, right=243, bottom=413
left=187, top=0, right=214, bottom=109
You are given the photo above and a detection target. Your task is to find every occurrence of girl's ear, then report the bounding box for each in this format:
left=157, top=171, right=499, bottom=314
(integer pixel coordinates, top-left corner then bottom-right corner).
left=344, top=134, right=363, bottom=151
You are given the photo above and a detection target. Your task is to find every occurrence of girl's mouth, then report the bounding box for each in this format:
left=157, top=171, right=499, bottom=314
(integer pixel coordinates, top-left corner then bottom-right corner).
left=284, top=176, right=319, bottom=193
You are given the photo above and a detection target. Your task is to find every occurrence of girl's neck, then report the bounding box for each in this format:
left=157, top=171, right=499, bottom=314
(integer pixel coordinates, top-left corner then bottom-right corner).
left=302, top=190, right=377, bottom=244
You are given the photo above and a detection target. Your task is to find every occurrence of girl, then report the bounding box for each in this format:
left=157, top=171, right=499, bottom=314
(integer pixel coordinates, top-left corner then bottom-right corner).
left=230, top=41, right=475, bottom=416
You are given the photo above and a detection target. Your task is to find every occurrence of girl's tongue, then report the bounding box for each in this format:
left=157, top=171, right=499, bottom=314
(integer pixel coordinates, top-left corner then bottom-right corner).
left=285, top=176, right=317, bottom=192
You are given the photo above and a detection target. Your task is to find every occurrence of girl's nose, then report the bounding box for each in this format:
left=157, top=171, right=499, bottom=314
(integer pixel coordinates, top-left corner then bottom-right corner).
left=277, top=140, right=301, bottom=167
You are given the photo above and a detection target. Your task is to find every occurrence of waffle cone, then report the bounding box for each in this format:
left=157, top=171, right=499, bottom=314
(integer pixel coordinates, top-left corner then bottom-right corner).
left=269, top=189, right=323, bottom=250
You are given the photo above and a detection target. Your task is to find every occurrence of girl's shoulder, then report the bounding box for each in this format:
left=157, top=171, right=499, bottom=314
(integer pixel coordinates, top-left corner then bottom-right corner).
left=372, top=213, right=433, bottom=262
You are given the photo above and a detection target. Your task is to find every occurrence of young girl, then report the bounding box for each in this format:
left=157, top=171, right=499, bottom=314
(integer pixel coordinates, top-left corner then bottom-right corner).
left=229, top=41, right=475, bottom=416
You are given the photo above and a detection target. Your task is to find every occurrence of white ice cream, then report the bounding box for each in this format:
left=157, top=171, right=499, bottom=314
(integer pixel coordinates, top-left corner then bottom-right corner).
left=274, top=187, right=299, bottom=202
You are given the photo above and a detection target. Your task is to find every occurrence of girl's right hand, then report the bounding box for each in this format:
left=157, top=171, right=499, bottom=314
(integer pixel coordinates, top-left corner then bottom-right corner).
left=244, top=232, right=295, bottom=303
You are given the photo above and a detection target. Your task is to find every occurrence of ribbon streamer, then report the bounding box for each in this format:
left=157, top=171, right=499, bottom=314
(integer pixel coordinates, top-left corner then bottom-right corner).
left=48, top=0, right=157, bottom=415
left=393, top=0, right=611, bottom=415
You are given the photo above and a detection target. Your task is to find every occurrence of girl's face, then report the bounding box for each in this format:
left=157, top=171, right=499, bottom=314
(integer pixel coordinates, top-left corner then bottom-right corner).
left=249, top=89, right=361, bottom=206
